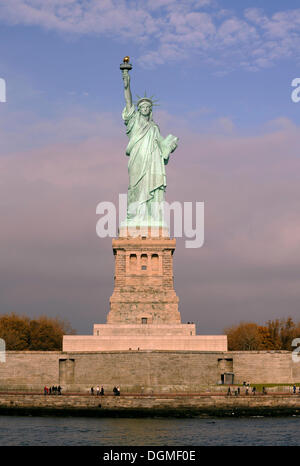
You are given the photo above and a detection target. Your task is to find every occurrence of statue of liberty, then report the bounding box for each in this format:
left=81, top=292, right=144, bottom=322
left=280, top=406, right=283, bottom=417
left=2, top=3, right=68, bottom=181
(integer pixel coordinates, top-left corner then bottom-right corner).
left=120, top=57, right=178, bottom=228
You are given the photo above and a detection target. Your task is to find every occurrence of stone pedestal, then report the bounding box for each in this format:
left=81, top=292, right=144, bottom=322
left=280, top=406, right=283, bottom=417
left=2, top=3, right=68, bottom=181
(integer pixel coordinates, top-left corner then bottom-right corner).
left=62, top=229, right=228, bottom=352
left=107, top=233, right=181, bottom=325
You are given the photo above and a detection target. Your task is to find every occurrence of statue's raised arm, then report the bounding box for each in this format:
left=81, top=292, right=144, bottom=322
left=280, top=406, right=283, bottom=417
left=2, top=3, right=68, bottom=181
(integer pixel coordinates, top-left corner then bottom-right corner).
left=120, top=56, right=132, bottom=112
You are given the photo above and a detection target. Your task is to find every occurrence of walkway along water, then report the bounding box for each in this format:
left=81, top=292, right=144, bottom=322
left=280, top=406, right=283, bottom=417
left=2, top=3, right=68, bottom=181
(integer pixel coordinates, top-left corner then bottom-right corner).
left=0, top=391, right=300, bottom=417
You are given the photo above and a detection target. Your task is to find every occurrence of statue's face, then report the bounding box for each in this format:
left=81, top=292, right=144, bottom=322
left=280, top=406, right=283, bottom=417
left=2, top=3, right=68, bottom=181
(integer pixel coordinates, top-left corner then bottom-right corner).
left=139, top=103, right=152, bottom=117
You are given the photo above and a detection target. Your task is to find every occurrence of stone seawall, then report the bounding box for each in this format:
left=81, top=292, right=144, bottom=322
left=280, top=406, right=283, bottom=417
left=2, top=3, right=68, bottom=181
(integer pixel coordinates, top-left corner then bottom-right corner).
left=0, top=393, right=300, bottom=417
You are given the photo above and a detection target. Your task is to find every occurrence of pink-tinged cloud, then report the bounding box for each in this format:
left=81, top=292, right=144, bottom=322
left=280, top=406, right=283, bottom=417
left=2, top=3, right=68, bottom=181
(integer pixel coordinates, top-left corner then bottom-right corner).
left=0, top=110, right=299, bottom=333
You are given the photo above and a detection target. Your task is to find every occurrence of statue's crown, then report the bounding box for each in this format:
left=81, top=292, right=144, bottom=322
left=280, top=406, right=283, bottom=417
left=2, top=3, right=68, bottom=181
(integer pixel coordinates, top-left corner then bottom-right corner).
left=135, top=92, right=159, bottom=108
left=137, top=97, right=153, bottom=107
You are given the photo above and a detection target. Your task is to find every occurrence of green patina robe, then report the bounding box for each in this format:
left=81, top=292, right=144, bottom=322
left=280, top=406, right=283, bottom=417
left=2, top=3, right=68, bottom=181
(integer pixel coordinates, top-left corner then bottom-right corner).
left=122, top=104, right=177, bottom=225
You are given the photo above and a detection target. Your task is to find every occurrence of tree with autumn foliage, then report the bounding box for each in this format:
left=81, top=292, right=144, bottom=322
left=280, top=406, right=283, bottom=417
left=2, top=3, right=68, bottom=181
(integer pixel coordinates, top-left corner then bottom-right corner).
left=265, top=317, right=300, bottom=350
left=225, top=322, right=262, bottom=350
left=225, top=317, right=300, bottom=351
left=0, top=313, right=75, bottom=350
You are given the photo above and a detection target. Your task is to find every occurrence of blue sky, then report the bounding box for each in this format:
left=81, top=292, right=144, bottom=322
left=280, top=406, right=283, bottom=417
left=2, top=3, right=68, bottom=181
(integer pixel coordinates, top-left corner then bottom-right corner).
left=0, top=0, right=300, bottom=333
left=1, top=0, right=300, bottom=134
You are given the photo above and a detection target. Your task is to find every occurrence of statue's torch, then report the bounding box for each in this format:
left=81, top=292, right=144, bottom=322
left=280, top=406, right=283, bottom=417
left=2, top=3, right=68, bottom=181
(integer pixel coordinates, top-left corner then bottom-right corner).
left=120, top=56, right=132, bottom=73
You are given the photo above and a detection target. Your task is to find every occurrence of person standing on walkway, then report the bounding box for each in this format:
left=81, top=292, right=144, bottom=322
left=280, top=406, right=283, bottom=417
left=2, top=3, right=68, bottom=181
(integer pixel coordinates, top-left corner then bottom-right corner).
left=96, top=385, right=100, bottom=396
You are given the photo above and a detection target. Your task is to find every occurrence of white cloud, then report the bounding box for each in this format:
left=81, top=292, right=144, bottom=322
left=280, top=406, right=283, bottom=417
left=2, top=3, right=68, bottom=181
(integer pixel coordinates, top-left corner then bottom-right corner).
left=0, top=1, right=300, bottom=71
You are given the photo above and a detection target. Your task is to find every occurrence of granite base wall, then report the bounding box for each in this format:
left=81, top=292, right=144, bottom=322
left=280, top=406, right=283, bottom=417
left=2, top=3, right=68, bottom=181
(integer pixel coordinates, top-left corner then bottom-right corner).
left=0, top=350, right=299, bottom=392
